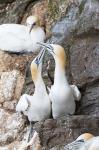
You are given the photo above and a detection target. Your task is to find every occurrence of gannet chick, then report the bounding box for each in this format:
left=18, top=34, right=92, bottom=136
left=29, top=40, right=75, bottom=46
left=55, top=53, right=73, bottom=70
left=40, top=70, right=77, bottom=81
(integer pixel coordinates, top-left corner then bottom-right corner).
left=37, top=43, right=81, bottom=119
left=18, top=131, right=42, bottom=150
left=16, top=48, right=51, bottom=121
left=0, top=16, right=45, bottom=53
left=64, top=133, right=99, bottom=150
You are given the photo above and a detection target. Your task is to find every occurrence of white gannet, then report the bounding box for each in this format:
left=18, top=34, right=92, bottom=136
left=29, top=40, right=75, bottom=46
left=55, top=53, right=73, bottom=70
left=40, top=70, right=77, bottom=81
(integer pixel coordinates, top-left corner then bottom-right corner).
left=16, top=48, right=51, bottom=121
left=0, top=16, right=45, bottom=53
left=37, top=43, right=81, bottom=119
left=64, top=133, right=99, bottom=150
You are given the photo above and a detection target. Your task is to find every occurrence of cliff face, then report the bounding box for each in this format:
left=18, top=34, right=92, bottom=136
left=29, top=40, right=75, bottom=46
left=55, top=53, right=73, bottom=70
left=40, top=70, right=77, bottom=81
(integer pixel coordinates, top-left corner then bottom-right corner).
left=0, top=0, right=99, bottom=149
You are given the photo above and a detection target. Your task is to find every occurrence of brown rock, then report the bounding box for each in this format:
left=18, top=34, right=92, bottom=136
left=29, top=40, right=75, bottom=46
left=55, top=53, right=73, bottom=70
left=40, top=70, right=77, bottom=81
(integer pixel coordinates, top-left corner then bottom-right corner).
left=3, top=101, right=16, bottom=110
left=0, top=51, right=38, bottom=104
left=76, top=0, right=99, bottom=35
left=70, top=37, right=99, bottom=115
left=32, top=115, right=99, bottom=149
left=0, top=141, right=20, bottom=150
left=0, top=108, right=25, bottom=146
left=0, top=70, right=25, bottom=107
left=0, top=51, right=36, bottom=74
left=14, top=72, right=25, bottom=100
left=0, top=0, right=34, bottom=24
left=70, top=37, right=99, bottom=86
left=0, top=70, right=18, bottom=103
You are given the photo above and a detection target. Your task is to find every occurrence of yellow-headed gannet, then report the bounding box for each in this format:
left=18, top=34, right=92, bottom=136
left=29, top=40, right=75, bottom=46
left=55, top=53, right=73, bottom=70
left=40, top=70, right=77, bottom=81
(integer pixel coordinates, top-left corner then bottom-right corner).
left=37, top=43, right=81, bottom=119
left=0, top=16, right=45, bottom=53
left=64, top=133, right=99, bottom=150
left=16, top=48, right=51, bottom=121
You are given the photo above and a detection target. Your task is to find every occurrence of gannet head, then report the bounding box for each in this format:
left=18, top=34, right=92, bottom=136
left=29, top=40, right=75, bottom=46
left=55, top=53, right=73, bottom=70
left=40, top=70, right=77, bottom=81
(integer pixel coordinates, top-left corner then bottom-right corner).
left=37, top=42, right=66, bottom=68
left=76, top=133, right=94, bottom=142
left=31, top=48, right=45, bottom=82
left=26, top=16, right=39, bottom=33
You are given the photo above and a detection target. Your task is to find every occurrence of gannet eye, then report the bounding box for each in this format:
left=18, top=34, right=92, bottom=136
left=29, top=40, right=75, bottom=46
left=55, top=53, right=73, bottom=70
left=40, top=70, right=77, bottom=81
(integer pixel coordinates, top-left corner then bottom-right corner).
left=77, top=139, right=84, bottom=143
left=32, top=22, right=36, bottom=26
left=35, top=58, right=39, bottom=66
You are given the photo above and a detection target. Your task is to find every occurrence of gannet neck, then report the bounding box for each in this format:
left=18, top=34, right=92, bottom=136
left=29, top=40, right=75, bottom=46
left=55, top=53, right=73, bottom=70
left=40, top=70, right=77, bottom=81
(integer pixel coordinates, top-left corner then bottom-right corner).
left=34, top=75, right=47, bottom=94
left=31, top=62, right=46, bottom=94
left=54, top=61, right=69, bottom=86
left=27, top=25, right=32, bottom=32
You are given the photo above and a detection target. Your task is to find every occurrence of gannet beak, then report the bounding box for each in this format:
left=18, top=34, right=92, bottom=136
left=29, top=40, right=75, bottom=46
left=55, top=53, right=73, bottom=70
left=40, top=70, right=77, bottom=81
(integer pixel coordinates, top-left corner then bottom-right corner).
left=37, top=42, right=55, bottom=54
left=35, top=48, right=45, bottom=66
left=29, top=26, right=33, bottom=33
left=37, top=42, right=50, bottom=48
left=29, top=23, right=36, bottom=33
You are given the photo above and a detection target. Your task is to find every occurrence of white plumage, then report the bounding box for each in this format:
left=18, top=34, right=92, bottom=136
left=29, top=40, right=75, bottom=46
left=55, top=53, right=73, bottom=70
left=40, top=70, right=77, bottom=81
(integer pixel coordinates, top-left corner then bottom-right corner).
left=65, top=133, right=99, bottom=150
left=70, top=85, right=81, bottom=101
left=37, top=43, right=81, bottom=119
left=0, top=16, right=45, bottom=53
left=16, top=49, right=51, bottom=122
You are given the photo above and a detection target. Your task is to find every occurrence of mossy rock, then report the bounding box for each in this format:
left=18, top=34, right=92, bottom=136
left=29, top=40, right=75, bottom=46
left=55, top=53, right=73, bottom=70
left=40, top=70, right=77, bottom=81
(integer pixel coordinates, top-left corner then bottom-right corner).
left=47, top=0, right=75, bottom=29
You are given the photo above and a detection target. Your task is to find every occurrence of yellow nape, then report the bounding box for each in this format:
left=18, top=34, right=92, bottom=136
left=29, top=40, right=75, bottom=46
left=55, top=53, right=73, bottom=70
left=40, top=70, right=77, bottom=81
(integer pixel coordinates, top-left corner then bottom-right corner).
left=32, top=15, right=39, bottom=26
left=31, top=63, right=38, bottom=81
left=81, top=133, right=94, bottom=141
left=54, top=45, right=67, bottom=68
left=26, top=15, right=39, bottom=26
left=33, top=16, right=39, bottom=22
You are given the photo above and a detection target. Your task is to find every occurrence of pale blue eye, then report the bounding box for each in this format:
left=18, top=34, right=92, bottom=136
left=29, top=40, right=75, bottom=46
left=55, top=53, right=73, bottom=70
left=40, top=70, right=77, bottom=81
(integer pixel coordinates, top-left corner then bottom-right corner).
left=35, top=58, right=39, bottom=65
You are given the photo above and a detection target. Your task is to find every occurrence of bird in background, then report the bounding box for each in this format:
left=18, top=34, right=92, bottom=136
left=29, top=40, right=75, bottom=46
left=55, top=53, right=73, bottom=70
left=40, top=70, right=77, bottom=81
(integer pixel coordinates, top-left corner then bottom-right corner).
left=37, top=42, right=81, bottom=119
left=16, top=48, right=51, bottom=139
left=64, top=133, right=99, bottom=150
left=0, top=16, right=45, bottom=53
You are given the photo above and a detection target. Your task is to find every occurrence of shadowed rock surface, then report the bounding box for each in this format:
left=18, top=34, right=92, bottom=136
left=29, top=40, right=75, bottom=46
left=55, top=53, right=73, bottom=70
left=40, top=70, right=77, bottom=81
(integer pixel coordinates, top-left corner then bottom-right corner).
left=32, top=115, right=99, bottom=149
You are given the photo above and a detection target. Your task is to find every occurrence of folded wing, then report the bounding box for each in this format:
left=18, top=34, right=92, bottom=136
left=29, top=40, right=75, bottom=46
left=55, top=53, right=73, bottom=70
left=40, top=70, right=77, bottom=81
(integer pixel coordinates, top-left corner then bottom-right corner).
left=71, top=85, right=81, bottom=101
left=16, top=94, right=30, bottom=112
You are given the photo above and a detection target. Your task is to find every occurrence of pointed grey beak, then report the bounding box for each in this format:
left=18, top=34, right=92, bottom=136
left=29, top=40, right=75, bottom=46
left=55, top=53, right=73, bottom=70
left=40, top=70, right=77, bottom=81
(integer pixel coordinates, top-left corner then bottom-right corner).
left=37, top=42, right=50, bottom=48
left=35, top=48, right=45, bottom=66
left=37, top=42, right=55, bottom=54
left=29, top=26, right=33, bottom=33
left=29, top=23, right=35, bottom=33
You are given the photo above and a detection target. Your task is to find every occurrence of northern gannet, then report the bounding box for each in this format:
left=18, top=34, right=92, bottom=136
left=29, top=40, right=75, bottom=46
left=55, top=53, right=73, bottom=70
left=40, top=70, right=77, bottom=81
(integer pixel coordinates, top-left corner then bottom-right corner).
left=64, top=133, right=99, bottom=150
left=16, top=48, right=51, bottom=121
left=0, top=16, right=45, bottom=53
left=37, top=43, right=81, bottom=119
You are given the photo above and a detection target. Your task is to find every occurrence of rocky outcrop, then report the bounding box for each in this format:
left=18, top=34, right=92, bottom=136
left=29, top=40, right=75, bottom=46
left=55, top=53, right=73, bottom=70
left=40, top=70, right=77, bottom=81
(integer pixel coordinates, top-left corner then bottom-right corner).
left=0, top=108, right=25, bottom=146
left=0, top=51, right=37, bottom=148
left=0, top=70, right=24, bottom=110
left=0, top=0, right=34, bottom=24
left=32, top=115, right=99, bottom=149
